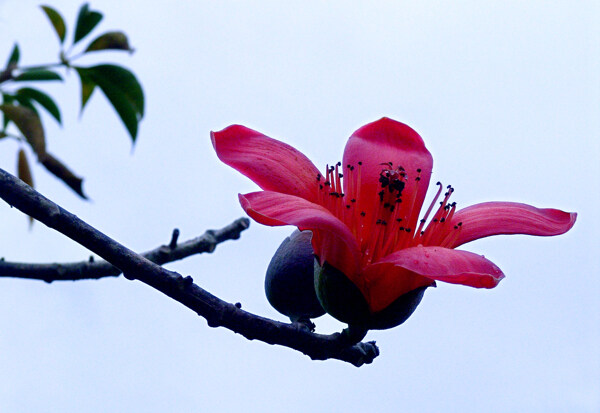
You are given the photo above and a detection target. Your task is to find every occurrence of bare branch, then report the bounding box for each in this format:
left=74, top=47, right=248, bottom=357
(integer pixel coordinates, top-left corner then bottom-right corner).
left=0, top=168, right=379, bottom=366
left=0, top=219, right=250, bottom=282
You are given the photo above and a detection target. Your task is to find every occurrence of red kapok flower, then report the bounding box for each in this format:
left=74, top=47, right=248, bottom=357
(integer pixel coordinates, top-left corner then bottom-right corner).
left=211, top=118, right=576, bottom=324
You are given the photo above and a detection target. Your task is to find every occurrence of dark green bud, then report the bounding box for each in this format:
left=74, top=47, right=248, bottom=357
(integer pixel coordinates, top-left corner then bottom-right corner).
left=265, top=231, right=326, bottom=322
left=314, top=261, right=428, bottom=330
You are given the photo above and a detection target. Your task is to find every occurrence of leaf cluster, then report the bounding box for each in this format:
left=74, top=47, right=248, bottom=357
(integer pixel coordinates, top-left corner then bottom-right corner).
left=0, top=3, right=144, bottom=203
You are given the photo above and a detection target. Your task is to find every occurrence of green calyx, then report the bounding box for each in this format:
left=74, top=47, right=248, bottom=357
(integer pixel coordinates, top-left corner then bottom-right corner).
left=314, top=261, right=428, bottom=331
left=314, top=260, right=371, bottom=326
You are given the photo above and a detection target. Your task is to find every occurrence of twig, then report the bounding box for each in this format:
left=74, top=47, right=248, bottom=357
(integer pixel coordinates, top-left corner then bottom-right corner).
left=0, top=168, right=379, bottom=366
left=0, top=219, right=250, bottom=282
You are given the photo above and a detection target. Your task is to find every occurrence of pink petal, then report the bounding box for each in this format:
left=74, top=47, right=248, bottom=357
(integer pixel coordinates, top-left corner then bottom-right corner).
left=342, top=117, right=434, bottom=234
left=361, top=265, right=435, bottom=313
left=377, top=246, right=505, bottom=287
left=239, top=191, right=361, bottom=278
left=449, top=202, right=577, bottom=248
left=212, top=125, right=321, bottom=201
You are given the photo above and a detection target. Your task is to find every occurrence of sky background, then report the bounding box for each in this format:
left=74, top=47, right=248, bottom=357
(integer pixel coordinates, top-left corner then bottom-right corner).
left=0, top=1, right=598, bottom=412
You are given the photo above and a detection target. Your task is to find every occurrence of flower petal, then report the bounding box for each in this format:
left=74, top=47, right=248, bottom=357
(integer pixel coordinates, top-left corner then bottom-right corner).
left=212, top=125, right=320, bottom=201
left=378, top=246, right=505, bottom=287
left=363, top=246, right=504, bottom=312
left=239, top=191, right=361, bottom=278
left=449, top=202, right=577, bottom=248
left=361, top=265, right=434, bottom=313
left=342, top=117, right=433, bottom=234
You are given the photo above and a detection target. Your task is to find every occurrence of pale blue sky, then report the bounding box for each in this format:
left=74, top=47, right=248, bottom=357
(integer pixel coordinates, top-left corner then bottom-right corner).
left=1, top=1, right=598, bottom=412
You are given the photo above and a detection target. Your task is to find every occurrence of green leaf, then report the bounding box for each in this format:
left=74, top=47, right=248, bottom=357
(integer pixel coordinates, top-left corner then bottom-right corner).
left=1, top=93, right=15, bottom=129
left=14, top=69, right=62, bottom=82
left=17, top=148, right=34, bottom=188
left=17, top=148, right=36, bottom=226
left=73, top=3, right=103, bottom=45
left=75, top=64, right=144, bottom=142
left=13, top=95, right=39, bottom=116
left=40, top=152, right=87, bottom=199
left=75, top=68, right=96, bottom=112
left=0, top=104, right=46, bottom=156
left=6, top=43, right=20, bottom=68
left=84, top=31, right=133, bottom=53
left=16, top=87, right=62, bottom=125
left=40, top=5, right=66, bottom=44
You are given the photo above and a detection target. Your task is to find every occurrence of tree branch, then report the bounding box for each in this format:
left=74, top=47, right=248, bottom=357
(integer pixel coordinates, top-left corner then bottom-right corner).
left=0, top=168, right=379, bottom=366
left=0, top=218, right=250, bottom=282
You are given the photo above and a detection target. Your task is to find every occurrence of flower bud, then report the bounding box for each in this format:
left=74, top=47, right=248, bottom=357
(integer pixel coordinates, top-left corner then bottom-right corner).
left=314, top=262, right=428, bottom=330
left=265, top=231, right=325, bottom=321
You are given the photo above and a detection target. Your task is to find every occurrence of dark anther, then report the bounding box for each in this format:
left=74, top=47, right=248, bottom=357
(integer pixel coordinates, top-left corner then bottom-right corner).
left=433, top=219, right=438, bottom=222
left=405, top=228, right=411, bottom=232
left=436, top=181, right=441, bottom=186
left=390, top=180, right=405, bottom=194
left=339, top=173, right=343, bottom=178
left=447, top=185, right=452, bottom=189
left=417, top=168, right=422, bottom=172
left=337, top=161, right=342, bottom=166
left=235, top=302, right=242, bottom=309
left=384, top=202, right=391, bottom=208
left=396, top=218, right=402, bottom=222
left=420, top=219, right=426, bottom=223
left=399, top=226, right=405, bottom=230
left=389, top=205, right=395, bottom=212
left=421, top=231, right=425, bottom=235
left=358, top=161, right=362, bottom=165
left=346, top=205, right=351, bottom=209
left=360, top=211, right=366, bottom=217
left=324, top=181, right=331, bottom=186
left=440, top=218, right=446, bottom=223
left=379, top=174, right=390, bottom=188
left=169, top=228, right=180, bottom=249
left=376, top=219, right=382, bottom=224
left=458, top=222, right=463, bottom=226
left=316, top=173, right=321, bottom=181
left=454, top=225, right=458, bottom=229
left=319, top=184, right=323, bottom=189
left=351, top=198, right=356, bottom=202
left=415, top=177, right=421, bottom=181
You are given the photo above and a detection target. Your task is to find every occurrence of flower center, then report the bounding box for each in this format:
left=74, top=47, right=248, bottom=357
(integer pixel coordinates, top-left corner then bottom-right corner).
left=315, top=161, right=463, bottom=266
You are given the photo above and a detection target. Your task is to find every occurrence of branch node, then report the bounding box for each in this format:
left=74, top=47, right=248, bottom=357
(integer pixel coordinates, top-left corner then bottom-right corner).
left=234, top=302, right=242, bottom=309
left=88, top=255, right=94, bottom=263
left=206, top=316, right=221, bottom=328
left=204, top=230, right=217, bottom=252
left=169, top=228, right=180, bottom=249
left=123, top=272, right=136, bottom=281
